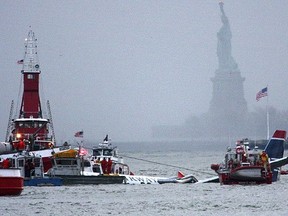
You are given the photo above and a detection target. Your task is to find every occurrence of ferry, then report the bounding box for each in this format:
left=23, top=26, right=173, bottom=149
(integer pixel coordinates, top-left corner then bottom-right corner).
left=0, top=30, right=69, bottom=172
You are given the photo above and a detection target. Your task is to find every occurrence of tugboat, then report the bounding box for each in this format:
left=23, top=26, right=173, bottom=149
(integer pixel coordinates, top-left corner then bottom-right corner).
left=0, top=159, right=24, bottom=196
left=0, top=30, right=68, bottom=172
left=46, top=146, right=125, bottom=185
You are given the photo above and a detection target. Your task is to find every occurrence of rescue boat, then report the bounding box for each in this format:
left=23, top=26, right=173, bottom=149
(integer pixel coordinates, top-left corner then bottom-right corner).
left=0, top=160, right=24, bottom=196
left=1, top=152, right=63, bottom=186
left=46, top=147, right=125, bottom=185
left=211, top=139, right=273, bottom=185
left=91, top=135, right=131, bottom=176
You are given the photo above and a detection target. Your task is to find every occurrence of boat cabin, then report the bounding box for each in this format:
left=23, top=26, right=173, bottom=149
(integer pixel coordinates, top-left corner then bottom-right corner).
left=1, top=152, right=45, bottom=179
left=47, top=149, right=103, bottom=176
left=10, top=118, right=54, bottom=151
left=91, top=139, right=130, bottom=175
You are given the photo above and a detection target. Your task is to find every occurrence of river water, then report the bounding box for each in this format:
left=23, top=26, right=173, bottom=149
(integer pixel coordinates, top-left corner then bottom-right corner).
left=1, top=141, right=288, bottom=216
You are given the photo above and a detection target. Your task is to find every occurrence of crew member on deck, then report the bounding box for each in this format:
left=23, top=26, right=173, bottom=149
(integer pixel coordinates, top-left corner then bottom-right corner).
left=107, top=158, right=112, bottom=174
left=3, top=158, right=11, bottom=168
left=18, top=140, right=25, bottom=151
left=101, top=158, right=108, bottom=174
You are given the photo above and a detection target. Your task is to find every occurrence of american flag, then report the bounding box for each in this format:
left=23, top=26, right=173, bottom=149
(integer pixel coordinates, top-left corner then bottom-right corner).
left=256, top=87, right=268, bottom=101
left=74, top=130, right=84, bottom=138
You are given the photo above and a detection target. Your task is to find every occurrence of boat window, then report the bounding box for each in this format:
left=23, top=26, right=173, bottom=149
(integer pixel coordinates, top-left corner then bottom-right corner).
left=93, top=150, right=101, bottom=156
left=24, top=122, right=33, bottom=128
left=27, top=74, right=34, bottom=79
left=34, top=158, right=41, bottom=167
left=18, top=159, right=24, bottom=167
left=33, top=122, right=38, bottom=128
left=11, top=159, right=16, bottom=168
left=93, top=164, right=101, bottom=173
left=56, top=159, right=75, bottom=165
left=103, top=150, right=112, bottom=156
left=84, top=160, right=91, bottom=167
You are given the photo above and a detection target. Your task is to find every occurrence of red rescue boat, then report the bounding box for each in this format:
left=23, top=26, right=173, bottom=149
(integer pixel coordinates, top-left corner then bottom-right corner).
left=0, top=161, right=24, bottom=196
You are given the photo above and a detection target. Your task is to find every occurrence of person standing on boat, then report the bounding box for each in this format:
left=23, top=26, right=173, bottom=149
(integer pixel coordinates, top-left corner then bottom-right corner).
left=18, top=140, right=25, bottom=151
left=260, top=152, right=269, bottom=170
left=2, top=158, right=11, bottom=168
left=101, top=158, right=108, bottom=174
left=107, top=158, right=112, bottom=174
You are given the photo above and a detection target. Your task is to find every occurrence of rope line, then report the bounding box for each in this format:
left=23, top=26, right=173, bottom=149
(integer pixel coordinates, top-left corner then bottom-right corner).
left=120, top=154, right=215, bottom=176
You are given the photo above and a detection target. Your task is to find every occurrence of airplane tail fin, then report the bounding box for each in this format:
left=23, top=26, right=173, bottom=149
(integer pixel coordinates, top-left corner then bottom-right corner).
left=177, top=171, right=185, bottom=178
left=264, top=130, right=287, bottom=159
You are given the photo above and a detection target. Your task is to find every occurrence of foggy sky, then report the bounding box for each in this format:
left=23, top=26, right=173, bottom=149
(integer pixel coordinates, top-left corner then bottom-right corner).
left=1, top=1, right=288, bottom=142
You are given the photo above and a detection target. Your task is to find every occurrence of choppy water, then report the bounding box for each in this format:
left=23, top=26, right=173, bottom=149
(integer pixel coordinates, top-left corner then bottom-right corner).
left=1, top=141, right=288, bottom=216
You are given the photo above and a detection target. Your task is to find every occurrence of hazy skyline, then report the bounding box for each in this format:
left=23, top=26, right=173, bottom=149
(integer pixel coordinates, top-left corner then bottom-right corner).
left=1, top=1, right=288, bottom=142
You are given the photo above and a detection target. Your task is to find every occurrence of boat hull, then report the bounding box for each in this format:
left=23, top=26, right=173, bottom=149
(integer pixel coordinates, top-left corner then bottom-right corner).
left=55, top=175, right=125, bottom=185
left=218, top=166, right=272, bottom=185
left=24, top=177, right=63, bottom=186
left=0, top=176, right=24, bottom=196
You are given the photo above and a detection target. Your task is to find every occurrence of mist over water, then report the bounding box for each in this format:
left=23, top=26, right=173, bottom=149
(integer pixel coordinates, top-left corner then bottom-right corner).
left=1, top=1, right=288, bottom=142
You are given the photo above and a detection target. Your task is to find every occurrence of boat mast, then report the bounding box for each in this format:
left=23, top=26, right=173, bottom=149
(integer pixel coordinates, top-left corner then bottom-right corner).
left=47, top=100, right=56, bottom=144
left=19, top=30, right=42, bottom=119
left=5, top=100, right=14, bottom=142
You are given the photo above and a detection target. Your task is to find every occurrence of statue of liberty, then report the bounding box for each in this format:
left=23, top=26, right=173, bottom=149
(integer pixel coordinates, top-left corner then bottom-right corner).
left=217, top=2, right=238, bottom=71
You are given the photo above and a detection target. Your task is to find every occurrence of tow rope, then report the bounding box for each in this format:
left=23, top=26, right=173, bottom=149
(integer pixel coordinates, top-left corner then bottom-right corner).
left=120, top=154, right=215, bottom=176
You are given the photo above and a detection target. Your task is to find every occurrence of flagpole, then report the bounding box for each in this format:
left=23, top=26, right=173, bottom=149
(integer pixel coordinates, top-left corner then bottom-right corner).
left=266, top=85, right=269, bottom=140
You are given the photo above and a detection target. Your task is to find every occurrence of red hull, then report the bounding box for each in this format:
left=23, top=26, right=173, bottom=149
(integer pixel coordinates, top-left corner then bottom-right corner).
left=0, top=176, right=24, bottom=196
left=218, top=166, right=272, bottom=185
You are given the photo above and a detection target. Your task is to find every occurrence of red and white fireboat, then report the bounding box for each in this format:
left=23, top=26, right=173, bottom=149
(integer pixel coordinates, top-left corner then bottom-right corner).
left=0, top=30, right=68, bottom=172
left=0, top=158, right=24, bottom=196
left=211, top=139, right=272, bottom=185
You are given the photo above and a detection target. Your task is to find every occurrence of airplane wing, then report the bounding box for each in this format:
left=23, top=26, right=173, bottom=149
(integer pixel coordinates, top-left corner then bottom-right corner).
left=196, top=176, right=219, bottom=184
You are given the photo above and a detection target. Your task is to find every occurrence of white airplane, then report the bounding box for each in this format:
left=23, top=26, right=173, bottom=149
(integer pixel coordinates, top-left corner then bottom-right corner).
left=122, top=171, right=198, bottom=185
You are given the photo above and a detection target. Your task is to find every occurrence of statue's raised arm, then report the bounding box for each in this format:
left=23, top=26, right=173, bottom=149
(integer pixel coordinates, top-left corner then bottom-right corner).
left=219, top=1, right=225, bottom=16
left=216, top=2, right=238, bottom=71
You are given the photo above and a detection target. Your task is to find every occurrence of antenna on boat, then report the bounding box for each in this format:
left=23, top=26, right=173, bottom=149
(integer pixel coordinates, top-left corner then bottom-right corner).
left=47, top=100, right=56, bottom=145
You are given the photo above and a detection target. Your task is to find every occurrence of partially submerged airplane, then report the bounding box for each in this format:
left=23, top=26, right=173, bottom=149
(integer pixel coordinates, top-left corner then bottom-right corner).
left=90, top=135, right=198, bottom=185
left=209, top=130, right=288, bottom=184
left=123, top=171, right=198, bottom=185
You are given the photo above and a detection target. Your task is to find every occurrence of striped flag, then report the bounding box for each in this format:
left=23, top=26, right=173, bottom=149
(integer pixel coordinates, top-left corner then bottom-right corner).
left=256, top=87, right=268, bottom=101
